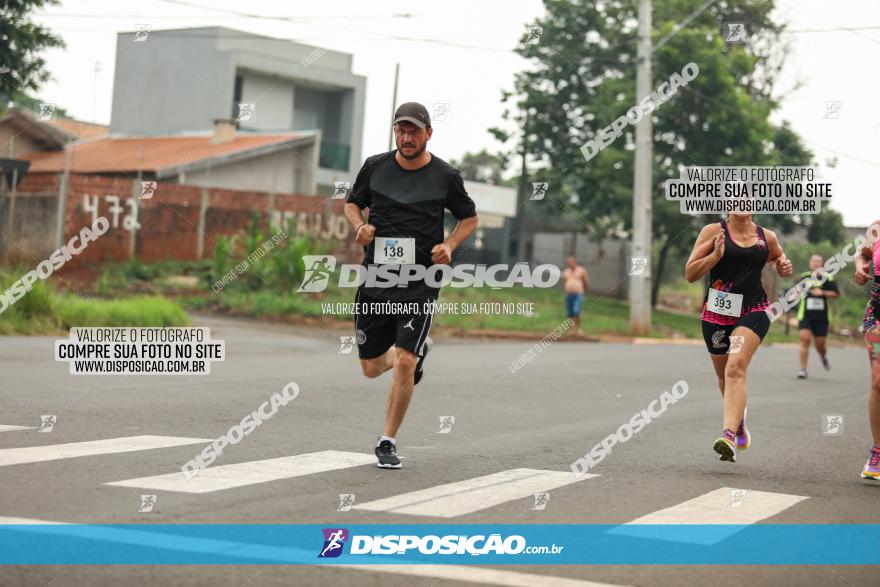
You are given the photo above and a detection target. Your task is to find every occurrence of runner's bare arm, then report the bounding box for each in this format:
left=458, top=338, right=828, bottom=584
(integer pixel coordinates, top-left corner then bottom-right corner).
left=446, top=215, right=479, bottom=251
left=344, top=202, right=366, bottom=230
left=855, top=250, right=872, bottom=285
left=344, top=202, right=375, bottom=246
left=432, top=215, right=479, bottom=264
left=855, top=227, right=876, bottom=285
left=685, top=224, right=724, bottom=283
left=864, top=220, right=880, bottom=262
left=582, top=268, right=589, bottom=292
left=765, top=229, right=792, bottom=277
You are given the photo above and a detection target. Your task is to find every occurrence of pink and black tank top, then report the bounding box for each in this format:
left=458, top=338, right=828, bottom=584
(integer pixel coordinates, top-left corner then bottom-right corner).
left=873, top=223, right=880, bottom=279
left=863, top=225, right=880, bottom=330
left=701, top=220, right=770, bottom=325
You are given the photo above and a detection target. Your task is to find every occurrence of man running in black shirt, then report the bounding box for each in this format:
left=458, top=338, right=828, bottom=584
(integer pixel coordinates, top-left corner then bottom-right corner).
left=344, top=102, right=479, bottom=468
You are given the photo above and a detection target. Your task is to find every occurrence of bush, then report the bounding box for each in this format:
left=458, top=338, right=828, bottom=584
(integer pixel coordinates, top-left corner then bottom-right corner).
left=212, top=235, right=232, bottom=286
left=0, top=268, right=54, bottom=319
left=209, top=216, right=331, bottom=293
left=54, top=295, right=189, bottom=328
left=0, top=268, right=190, bottom=334
left=0, top=269, right=57, bottom=334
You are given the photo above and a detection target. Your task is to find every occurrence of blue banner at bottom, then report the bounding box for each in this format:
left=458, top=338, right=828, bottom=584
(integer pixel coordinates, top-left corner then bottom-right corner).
left=0, top=524, right=878, bottom=565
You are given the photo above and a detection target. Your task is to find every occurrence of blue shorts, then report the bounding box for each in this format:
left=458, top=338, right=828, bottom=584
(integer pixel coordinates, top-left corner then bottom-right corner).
left=565, top=293, right=584, bottom=318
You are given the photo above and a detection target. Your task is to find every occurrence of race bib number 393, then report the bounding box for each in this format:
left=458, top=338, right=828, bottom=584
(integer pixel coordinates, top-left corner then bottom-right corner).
left=375, top=237, right=415, bottom=265
left=707, top=288, right=743, bottom=317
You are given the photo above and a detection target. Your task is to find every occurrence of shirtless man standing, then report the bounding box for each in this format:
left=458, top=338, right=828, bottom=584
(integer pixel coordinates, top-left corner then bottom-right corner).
left=562, top=256, right=589, bottom=329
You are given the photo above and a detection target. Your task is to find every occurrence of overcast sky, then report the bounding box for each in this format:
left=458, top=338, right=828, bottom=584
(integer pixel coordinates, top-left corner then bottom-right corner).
left=30, top=0, right=879, bottom=226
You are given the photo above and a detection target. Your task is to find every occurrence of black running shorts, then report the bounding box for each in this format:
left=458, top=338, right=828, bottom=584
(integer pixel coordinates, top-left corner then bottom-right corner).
left=702, top=310, right=771, bottom=355
left=798, top=316, right=829, bottom=337
left=354, top=291, right=436, bottom=360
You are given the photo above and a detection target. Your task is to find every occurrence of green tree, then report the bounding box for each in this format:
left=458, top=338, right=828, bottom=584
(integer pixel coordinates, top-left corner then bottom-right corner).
left=495, top=0, right=816, bottom=306
left=806, top=207, right=845, bottom=245
left=449, top=149, right=511, bottom=185
left=4, top=91, right=69, bottom=117
left=0, top=0, right=64, bottom=107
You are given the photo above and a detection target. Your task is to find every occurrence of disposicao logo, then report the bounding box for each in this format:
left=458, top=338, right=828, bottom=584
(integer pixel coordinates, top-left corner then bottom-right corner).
left=297, top=256, right=560, bottom=292
left=318, top=528, right=349, bottom=558
left=321, top=532, right=530, bottom=556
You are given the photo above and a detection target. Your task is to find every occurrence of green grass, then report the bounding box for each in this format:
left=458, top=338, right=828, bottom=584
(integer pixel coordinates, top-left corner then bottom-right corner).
left=104, top=251, right=714, bottom=338
left=54, top=296, right=189, bottom=328
left=181, top=279, right=713, bottom=338
left=231, top=278, right=842, bottom=343
left=0, top=268, right=189, bottom=335
left=659, top=275, right=870, bottom=345
left=64, top=257, right=869, bottom=342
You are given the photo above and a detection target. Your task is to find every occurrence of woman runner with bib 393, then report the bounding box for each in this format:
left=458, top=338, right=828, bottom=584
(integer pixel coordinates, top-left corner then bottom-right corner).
left=685, top=213, right=792, bottom=462
left=854, top=220, right=880, bottom=480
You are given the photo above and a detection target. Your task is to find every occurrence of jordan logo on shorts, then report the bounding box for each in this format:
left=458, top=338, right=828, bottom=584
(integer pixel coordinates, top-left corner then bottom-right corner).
left=404, top=318, right=415, bottom=331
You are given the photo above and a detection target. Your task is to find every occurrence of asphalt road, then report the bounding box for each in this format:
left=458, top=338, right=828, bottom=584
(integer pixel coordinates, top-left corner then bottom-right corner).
left=0, top=315, right=877, bottom=586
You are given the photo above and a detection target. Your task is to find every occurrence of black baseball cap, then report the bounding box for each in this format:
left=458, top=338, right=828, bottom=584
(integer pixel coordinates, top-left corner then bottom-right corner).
left=393, top=102, right=431, bottom=129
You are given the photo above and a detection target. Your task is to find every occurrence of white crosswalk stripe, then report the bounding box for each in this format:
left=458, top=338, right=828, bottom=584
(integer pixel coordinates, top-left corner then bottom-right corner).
left=609, top=487, right=808, bottom=544
left=106, top=450, right=376, bottom=493
left=354, top=468, right=599, bottom=518
left=0, top=424, right=36, bottom=432
left=0, top=435, right=211, bottom=467
left=335, top=565, right=629, bottom=586
left=0, top=517, right=65, bottom=524
left=0, top=433, right=807, bottom=554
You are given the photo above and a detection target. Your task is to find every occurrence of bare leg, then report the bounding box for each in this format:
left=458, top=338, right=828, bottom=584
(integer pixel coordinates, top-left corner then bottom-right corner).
left=360, top=347, right=394, bottom=379
left=814, top=335, right=827, bottom=361
left=799, top=329, right=811, bottom=370
left=710, top=353, right=728, bottom=396
left=722, top=327, right=761, bottom=433
left=870, top=352, right=880, bottom=445
left=382, top=347, right=418, bottom=438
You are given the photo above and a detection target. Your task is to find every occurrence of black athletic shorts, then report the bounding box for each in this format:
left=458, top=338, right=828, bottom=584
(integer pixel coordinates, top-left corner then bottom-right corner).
left=798, top=316, right=829, bottom=337
left=702, top=311, right=771, bottom=355
left=354, top=290, right=436, bottom=360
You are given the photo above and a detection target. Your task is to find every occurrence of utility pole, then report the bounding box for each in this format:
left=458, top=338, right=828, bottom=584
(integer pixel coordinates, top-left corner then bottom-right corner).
left=629, top=0, right=653, bottom=335
left=515, top=109, right=530, bottom=261
left=93, top=61, right=102, bottom=122
left=387, top=63, right=400, bottom=151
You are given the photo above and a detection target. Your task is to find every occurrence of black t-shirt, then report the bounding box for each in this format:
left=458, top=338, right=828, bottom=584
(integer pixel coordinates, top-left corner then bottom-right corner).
left=797, top=271, right=839, bottom=321
left=347, top=150, right=477, bottom=301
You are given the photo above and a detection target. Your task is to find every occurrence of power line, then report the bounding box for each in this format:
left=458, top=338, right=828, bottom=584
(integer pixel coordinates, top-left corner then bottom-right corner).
left=681, top=82, right=880, bottom=169
left=156, top=0, right=516, bottom=53
left=785, top=25, right=880, bottom=33
left=40, top=12, right=880, bottom=35
left=35, top=12, right=418, bottom=20
left=653, top=0, right=718, bottom=53
left=810, top=143, right=880, bottom=169
left=39, top=0, right=880, bottom=57
left=776, top=0, right=880, bottom=45
left=43, top=27, right=531, bottom=59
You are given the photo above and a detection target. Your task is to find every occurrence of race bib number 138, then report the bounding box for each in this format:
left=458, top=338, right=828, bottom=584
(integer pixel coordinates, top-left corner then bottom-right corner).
left=374, top=237, right=415, bottom=265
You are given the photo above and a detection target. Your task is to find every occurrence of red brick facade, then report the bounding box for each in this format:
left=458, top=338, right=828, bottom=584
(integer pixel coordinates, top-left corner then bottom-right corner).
left=6, top=172, right=358, bottom=269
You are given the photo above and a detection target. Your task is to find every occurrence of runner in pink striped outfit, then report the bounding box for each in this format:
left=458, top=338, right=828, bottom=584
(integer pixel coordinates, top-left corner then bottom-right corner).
left=854, top=220, right=880, bottom=480
left=685, top=213, right=792, bottom=463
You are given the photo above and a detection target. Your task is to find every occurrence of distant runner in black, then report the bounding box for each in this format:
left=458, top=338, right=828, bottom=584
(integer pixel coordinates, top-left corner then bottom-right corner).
left=344, top=102, right=479, bottom=469
left=796, top=254, right=840, bottom=379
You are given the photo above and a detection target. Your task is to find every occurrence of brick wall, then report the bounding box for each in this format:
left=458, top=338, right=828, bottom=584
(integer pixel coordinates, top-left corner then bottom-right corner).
left=0, top=172, right=360, bottom=269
